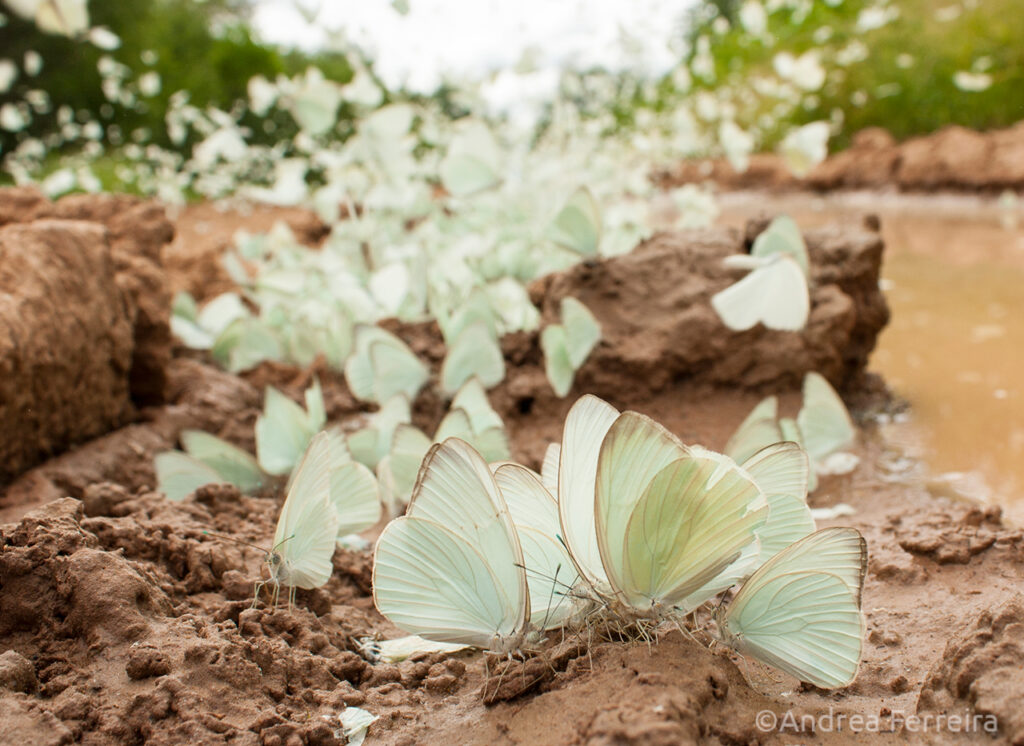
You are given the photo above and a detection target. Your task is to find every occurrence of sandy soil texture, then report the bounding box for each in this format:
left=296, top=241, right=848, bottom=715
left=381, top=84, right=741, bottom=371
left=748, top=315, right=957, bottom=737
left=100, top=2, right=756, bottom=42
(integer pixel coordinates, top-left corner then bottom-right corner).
left=1, top=198, right=1023, bottom=745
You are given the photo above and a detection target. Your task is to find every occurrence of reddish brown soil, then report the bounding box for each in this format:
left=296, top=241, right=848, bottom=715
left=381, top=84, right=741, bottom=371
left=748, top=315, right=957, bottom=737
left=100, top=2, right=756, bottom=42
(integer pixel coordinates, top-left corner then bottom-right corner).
left=661, top=121, right=1024, bottom=193
left=2, top=202, right=1023, bottom=745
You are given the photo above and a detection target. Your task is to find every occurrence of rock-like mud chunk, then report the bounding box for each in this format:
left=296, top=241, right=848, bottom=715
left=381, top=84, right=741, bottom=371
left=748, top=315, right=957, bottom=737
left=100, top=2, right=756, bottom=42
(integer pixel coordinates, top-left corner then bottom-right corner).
left=918, top=594, right=1024, bottom=741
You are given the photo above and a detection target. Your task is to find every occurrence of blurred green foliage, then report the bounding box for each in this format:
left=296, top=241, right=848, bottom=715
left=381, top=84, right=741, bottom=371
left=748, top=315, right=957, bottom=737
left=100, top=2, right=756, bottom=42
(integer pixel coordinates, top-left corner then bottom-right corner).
left=0, top=0, right=353, bottom=154
left=684, top=0, right=1024, bottom=147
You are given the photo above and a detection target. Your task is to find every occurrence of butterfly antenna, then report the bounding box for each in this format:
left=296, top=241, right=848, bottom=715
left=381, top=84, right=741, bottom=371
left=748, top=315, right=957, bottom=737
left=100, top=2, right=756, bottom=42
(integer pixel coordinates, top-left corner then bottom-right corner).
left=203, top=530, right=268, bottom=554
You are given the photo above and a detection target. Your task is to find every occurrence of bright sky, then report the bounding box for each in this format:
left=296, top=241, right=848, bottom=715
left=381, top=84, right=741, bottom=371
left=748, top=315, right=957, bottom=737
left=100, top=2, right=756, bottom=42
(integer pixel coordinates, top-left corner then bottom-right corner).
left=252, top=0, right=698, bottom=93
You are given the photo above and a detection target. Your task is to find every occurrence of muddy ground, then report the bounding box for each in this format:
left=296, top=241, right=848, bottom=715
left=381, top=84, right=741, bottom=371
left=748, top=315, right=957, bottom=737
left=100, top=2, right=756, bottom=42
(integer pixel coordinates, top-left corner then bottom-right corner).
left=1, top=194, right=1024, bottom=745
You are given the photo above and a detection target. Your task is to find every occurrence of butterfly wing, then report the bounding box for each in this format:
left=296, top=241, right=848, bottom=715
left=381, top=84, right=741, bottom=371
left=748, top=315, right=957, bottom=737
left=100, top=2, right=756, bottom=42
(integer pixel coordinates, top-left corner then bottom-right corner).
left=557, top=395, right=620, bottom=589
left=541, top=443, right=561, bottom=495
left=741, top=442, right=815, bottom=564
left=541, top=324, right=575, bottom=397
left=179, top=430, right=263, bottom=493
left=798, top=372, right=856, bottom=463
left=154, top=451, right=224, bottom=502
left=724, top=396, right=782, bottom=464
left=561, top=297, right=601, bottom=368
left=405, top=439, right=528, bottom=629
left=440, top=321, right=506, bottom=395
left=719, top=527, right=867, bottom=688
left=494, top=463, right=578, bottom=630
left=373, top=516, right=521, bottom=647
left=331, top=461, right=382, bottom=538
left=370, top=339, right=429, bottom=404
left=273, top=431, right=341, bottom=589
left=256, top=385, right=315, bottom=475
left=721, top=570, right=863, bottom=689
left=608, top=447, right=767, bottom=613
left=594, top=412, right=694, bottom=605
left=550, top=187, right=601, bottom=256
left=711, top=255, right=809, bottom=332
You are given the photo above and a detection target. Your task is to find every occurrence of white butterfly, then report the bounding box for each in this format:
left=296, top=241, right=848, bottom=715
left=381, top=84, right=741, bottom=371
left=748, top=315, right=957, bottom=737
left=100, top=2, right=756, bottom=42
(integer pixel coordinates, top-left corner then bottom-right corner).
left=714, top=527, right=867, bottom=689
left=712, top=253, right=809, bottom=332
left=750, top=215, right=810, bottom=276
left=549, top=186, right=602, bottom=257
left=440, top=320, right=505, bottom=395
left=256, top=431, right=342, bottom=607
left=372, top=439, right=531, bottom=652
left=439, top=119, right=503, bottom=197
left=725, top=372, right=858, bottom=491
left=255, top=380, right=327, bottom=476
left=155, top=429, right=264, bottom=501
left=345, top=325, right=428, bottom=405
left=541, top=296, right=601, bottom=398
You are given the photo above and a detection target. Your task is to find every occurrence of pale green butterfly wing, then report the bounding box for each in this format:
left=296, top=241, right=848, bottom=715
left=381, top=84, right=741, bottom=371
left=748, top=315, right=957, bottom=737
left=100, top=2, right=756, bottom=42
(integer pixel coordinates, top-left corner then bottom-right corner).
left=779, top=417, right=818, bottom=492
left=179, top=429, right=263, bottom=493
left=440, top=321, right=505, bottom=394
left=561, top=296, right=601, bottom=368
left=550, top=186, right=601, bottom=257
left=440, top=155, right=500, bottom=197
left=720, top=569, right=863, bottom=689
left=541, top=443, right=560, bottom=495
left=725, top=396, right=781, bottom=464
left=346, top=326, right=422, bottom=404
left=384, top=424, right=432, bottom=498
left=348, top=394, right=412, bottom=469
left=212, top=318, right=283, bottom=373
left=711, top=255, right=809, bottom=332
left=494, top=463, right=578, bottom=630
left=374, top=438, right=528, bottom=648
left=516, top=525, right=580, bottom=630
left=331, top=461, right=382, bottom=538
left=594, top=412, right=691, bottom=602
left=155, top=451, right=224, bottom=502
left=494, top=462, right=560, bottom=536
left=369, top=340, right=429, bottom=403
left=272, top=431, right=341, bottom=589
left=472, top=427, right=510, bottom=463
left=304, top=378, right=327, bottom=433
left=373, top=516, right=524, bottom=648
left=442, top=287, right=499, bottom=344
left=717, top=527, right=867, bottom=688
left=797, top=372, right=856, bottom=463
left=541, top=324, right=574, bottom=398
left=450, top=377, right=504, bottom=433
left=558, top=395, right=620, bottom=589
left=751, top=215, right=810, bottom=277
left=197, top=292, right=248, bottom=336
left=435, top=408, right=474, bottom=442
left=741, top=442, right=815, bottom=564
left=256, top=385, right=316, bottom=475
left=614, top=454, right=767, bottom=613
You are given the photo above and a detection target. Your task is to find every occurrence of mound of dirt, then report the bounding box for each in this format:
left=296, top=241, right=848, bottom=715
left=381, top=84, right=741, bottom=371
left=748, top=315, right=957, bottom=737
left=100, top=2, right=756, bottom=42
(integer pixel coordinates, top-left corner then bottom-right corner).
left=662, top=121, right=1024, bottom=193
left=0, top=189, right=174, bottom=484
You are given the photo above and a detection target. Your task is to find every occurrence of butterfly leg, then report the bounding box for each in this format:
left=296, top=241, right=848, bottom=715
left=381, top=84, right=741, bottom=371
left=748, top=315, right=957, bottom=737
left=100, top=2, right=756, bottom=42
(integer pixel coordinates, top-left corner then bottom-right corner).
left=252, top=579, right=266, bottom=609
left=288, top=584, right=296, bottom=609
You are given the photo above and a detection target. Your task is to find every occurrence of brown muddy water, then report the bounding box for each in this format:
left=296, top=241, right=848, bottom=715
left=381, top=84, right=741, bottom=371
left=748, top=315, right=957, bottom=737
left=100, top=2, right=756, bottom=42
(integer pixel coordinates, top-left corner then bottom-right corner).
left=720, top=191, right=1024, bottom=523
